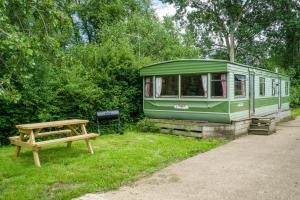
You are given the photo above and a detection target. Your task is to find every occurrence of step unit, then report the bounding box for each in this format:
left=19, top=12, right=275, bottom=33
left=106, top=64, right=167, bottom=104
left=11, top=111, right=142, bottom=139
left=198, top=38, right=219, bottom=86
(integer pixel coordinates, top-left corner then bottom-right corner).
left=248, top=117, right=276, bottom=135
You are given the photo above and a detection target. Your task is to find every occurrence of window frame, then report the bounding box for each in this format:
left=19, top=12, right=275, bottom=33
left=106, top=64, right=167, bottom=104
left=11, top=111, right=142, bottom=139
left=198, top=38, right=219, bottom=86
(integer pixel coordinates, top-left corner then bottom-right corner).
left=259, top=77, right=265, bottom=96
left=180, top=73, right=208, bottom=98
left=234, top=74, right=246, bottom=98
left=155, top=75, right=179, bottom=98
left=285, top=81, right=289, bottom=95
left=211, top=73, right=227, bottom=98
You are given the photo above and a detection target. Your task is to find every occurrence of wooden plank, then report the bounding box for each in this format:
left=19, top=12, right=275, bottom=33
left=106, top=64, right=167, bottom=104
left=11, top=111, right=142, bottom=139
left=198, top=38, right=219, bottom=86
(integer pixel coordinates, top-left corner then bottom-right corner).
left=16, top=119, right=89, bottom=130
left=18, top=129, right=32, bottom=134
left=34, top=129, right=72, bottom=138
left=35, top=133, right=98, bottom=147
left=9, top=130, right=72, bottom=140
left=160, top=128, right=202, bottom=138
left=154, top=123, right=203, bottom=132
left=10, top=140, right=33, bottom=148
left=67, top=125, right=81, bottom=135
left=81, top=124, right=94, bottom=154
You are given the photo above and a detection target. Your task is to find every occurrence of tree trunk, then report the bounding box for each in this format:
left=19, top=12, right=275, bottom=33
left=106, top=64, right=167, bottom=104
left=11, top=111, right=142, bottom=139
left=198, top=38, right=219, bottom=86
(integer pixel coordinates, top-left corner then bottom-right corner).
left=229, top=32, right=235, bottom=62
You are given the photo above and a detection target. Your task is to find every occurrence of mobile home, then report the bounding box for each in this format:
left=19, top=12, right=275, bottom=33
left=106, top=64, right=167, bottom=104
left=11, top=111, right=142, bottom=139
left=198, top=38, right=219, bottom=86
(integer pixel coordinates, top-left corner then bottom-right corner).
left=140, top=59, right=290, bottom=124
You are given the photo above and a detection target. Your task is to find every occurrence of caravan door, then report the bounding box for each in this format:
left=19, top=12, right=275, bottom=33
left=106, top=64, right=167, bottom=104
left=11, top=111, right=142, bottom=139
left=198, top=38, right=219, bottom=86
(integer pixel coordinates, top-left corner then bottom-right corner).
left=249, top=73, right=255, bottom=116
left=278, top=78, right=282, bottom=110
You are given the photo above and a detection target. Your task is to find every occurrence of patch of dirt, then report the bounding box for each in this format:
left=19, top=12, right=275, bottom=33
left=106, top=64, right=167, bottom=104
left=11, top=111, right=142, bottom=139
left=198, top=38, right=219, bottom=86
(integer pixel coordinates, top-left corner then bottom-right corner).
left=47, top=182, right=81, bottom=199
left=142, top=173, right=180, bottom=185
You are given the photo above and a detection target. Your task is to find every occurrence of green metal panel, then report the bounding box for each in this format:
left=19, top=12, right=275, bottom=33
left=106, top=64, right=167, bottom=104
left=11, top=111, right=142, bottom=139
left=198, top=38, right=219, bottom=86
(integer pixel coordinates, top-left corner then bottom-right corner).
left=144, top=100, right=229, bottom=113
left=281, top=96, right=289, bottom=103
left=255, top=97, right=279, bottom=108
left=230, top=100, right=249, bottom=113
left=144, top=110, right=231, bottom=123
left=140, top=60, right=227, bottom=76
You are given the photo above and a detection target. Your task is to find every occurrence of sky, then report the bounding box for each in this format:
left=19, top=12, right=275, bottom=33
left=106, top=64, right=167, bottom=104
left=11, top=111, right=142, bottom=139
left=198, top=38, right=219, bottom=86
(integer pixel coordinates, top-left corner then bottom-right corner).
left=152, top=0, right=176, bottom=20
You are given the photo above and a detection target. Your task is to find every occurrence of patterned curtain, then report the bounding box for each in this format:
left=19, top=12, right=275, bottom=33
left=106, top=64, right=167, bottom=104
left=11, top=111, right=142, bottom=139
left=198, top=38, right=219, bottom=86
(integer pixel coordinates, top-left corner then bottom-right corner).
left=201, top=75, right=207, bottom=96
left=155, top=77, right=162, bottom=97
left=145, top=77, right=151, bottom=97
left=221, top=74, right=227, bottom=97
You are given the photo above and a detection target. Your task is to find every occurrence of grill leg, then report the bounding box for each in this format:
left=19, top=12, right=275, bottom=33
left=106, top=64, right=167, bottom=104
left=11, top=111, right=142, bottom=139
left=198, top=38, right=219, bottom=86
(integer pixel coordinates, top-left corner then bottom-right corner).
left=97, top=118, right=101, bottom=135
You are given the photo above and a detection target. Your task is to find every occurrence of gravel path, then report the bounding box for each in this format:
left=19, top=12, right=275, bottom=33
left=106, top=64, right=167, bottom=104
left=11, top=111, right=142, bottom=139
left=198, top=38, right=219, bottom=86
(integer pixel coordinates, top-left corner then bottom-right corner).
left=76, top=118, right=300, bottom=200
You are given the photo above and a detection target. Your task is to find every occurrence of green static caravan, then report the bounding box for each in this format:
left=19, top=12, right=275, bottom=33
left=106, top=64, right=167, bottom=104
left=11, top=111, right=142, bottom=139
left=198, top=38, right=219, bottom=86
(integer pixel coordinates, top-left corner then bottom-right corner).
left=140, top=59, right=290, bottom=123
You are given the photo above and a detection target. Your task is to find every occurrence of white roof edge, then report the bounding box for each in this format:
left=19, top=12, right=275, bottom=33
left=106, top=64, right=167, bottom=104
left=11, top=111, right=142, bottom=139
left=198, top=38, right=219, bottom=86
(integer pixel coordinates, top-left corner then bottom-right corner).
left=140, top=59, right=288, bottom=77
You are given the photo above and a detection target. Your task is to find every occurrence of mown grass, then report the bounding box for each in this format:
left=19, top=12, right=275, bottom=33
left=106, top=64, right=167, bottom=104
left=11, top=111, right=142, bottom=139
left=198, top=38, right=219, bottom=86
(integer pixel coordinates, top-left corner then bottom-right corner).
left=291, top=107, right=300, bottom=119
left=0, top=131, right=226, bottom=200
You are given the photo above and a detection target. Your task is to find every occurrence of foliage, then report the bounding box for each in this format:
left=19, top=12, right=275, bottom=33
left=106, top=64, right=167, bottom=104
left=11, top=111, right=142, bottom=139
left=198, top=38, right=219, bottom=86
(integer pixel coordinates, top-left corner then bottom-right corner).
left=291, top=107, right=300, bottom=119
left=163, top=0, right=300, bottom=105
left=0, top=131, right=226, bottom=200
left=0, top=0, right=199, bottom=145
left=136, top=118, right=160, bottom=132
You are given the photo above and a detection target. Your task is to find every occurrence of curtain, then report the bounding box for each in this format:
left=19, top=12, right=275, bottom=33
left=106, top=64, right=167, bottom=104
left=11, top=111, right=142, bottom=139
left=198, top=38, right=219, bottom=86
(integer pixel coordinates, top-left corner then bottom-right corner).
left=145, top=77, right=151, bottom=97
left=201, top=75, right=207, bottom=96
left=241, top=80, right=245, bottom=96
left=221, top=74, right=227, bottom=97
left=155, top=77, right=162, bottom=97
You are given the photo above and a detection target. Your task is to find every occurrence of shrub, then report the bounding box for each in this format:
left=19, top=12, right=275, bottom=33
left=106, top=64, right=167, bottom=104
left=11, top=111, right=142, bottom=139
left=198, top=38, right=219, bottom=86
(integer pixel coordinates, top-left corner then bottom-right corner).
left=136, top=118, right=160, bottom=133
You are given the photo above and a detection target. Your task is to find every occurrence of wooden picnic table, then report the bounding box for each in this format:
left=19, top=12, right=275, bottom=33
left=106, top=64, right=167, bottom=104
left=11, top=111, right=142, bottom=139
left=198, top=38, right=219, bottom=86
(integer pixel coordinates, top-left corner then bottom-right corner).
left=9, top=119, right=98, bottom=167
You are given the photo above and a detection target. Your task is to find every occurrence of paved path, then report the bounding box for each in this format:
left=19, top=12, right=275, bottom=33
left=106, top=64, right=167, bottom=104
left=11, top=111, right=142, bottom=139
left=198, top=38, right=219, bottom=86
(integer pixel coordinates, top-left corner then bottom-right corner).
left=77, top=118, right=300, bottom=200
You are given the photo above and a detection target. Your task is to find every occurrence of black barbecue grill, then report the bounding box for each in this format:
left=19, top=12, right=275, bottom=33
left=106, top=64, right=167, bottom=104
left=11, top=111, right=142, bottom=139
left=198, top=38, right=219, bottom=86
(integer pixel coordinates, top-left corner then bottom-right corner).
left=96, top=109, right=123, bottom=134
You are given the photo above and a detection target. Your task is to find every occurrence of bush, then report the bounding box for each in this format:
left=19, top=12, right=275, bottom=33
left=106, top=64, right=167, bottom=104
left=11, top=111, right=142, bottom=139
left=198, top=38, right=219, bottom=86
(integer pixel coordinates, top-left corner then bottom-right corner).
left=136, top=118, right=160, bottom=133
left=0, top=43, right=143, bottom=145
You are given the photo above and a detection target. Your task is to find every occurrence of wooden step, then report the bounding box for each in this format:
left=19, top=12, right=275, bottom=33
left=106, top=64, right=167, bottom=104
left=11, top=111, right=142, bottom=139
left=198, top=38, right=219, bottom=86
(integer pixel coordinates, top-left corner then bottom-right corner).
left=35, top=133, right=98, bottom=147
left=252, top=118, right=272, bottom=123
left=249, top=128, right=274, bottom=135
left=250, top=125, right=269, bottom=130
left=249, top=128, right=270, bottom=131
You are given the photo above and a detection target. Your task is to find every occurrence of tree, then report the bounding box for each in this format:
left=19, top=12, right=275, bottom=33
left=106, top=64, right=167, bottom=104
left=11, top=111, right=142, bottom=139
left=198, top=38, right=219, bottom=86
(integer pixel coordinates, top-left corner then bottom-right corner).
left=162, top=0, right=276, bottom=62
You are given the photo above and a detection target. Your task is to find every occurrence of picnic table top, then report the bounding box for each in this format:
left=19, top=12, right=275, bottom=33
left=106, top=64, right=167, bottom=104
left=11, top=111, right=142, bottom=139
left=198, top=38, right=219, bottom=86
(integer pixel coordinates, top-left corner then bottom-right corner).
left=16, top=119, right=89, bottom=130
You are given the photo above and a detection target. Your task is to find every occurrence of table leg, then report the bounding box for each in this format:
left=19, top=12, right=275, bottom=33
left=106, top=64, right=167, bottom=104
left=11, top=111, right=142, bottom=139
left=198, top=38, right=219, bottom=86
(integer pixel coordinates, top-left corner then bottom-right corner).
left=15, top=146, right=21, bottom=157
left=81, top=124, right=94, bottom=154
left=33, top=149, right=41, bottom=167
left=85, top=139, right=94, bottom=154
left=29, top=130, right=41, bottom=167
left=67, top=141, right=72, bottom=148
left=15, top=132, right=24, bottom=157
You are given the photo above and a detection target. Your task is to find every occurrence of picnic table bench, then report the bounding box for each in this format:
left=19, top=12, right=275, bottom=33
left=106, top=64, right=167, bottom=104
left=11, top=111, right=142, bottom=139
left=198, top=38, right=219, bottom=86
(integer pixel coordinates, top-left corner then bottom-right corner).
left=9, top=119, right=98, bottom=167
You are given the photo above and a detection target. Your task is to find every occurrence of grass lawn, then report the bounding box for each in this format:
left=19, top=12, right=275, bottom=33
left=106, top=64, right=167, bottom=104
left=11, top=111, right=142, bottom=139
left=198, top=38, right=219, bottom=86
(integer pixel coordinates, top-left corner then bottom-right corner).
left=291, top=107, right=300, bottom=119
left=0, top=131, right=226, bottom=200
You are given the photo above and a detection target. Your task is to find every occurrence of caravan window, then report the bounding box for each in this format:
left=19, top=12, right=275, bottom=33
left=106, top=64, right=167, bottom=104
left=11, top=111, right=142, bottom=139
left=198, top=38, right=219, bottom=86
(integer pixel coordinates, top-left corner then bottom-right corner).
left=234, top=74, right=246, bottom=97
left=259, top=77, right=265, bottom=96
left=181, top=74, right=208, bottom=97
left=155, top=75, right=178, bottom=98
left=211, top=73, right=227, bottom=98
left=144, top=77, right=153, bottom=98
